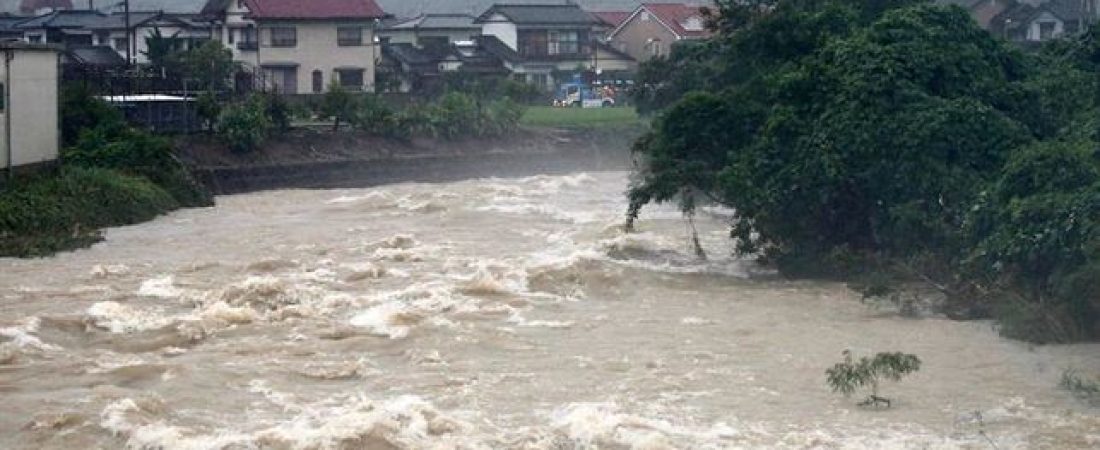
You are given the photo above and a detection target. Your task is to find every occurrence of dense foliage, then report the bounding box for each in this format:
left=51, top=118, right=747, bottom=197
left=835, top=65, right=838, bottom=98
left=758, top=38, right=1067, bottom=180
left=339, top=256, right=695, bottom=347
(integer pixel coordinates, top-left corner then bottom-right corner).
left=0, top=167, right=179, bottom=257
left=216, top=94, right=274, bottom=153
left=627, top=0, right=1100, bottom=342
left=347, top=91, right=526, bottom=140
left=1, top=87, right=214, bottom=257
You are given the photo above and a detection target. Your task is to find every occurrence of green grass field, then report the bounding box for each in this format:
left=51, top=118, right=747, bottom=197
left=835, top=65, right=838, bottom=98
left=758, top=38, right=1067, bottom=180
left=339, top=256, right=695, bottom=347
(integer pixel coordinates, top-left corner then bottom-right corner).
left=521, top=106, right=642, bottom=128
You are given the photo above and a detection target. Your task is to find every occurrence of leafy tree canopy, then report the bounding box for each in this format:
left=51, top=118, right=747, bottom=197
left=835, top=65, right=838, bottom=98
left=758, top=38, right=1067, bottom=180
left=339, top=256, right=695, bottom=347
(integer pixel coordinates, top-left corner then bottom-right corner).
left=627, top=0, right=1100, bottom=341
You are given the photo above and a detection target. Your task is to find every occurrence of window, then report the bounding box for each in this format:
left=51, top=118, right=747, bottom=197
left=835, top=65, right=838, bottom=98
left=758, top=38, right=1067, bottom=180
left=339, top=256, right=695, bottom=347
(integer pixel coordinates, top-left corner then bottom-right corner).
left=336, top=68, right=365, bottom=91
left=312, top=70, right=323, bottom=93
left=270, top=27, right=297, bottom=47
left=647, top=39, right=663, bottom=57
left=114, top=37, right=128, bottom=51
left=548, top=30, right=579, bottom=55
left=683, top=16, right=704, bottom=32
left=641, top=11, right=650, bottom=21
left=337, top=27, right=363, bottom=46
left=0, top=82, right=4, bottom=111
left=518, top=30, right=548, bottom=57
left=27, top=34, right=42, bottom=43
left=532, top=73, right=549, bottom=88
left=237, top=27, right=258, bottom=50
left=227, top=28, right=235, bottom=44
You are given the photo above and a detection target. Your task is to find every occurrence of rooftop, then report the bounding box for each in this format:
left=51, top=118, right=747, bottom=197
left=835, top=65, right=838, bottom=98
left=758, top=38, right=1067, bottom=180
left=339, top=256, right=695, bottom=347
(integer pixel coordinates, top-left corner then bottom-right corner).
left=387, top=13, right=478, bottom=30
left=242, top=0, right=387, bottom=20
left=637, top=3, right=710, bottom=38
left=475, top=3, right=600, bottom=26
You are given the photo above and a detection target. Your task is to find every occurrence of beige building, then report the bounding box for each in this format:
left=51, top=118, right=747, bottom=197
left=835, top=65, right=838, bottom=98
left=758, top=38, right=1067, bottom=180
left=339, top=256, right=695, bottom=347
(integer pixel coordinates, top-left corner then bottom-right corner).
left=1, top=41, right=59, bottom=174
left=608, top=3, right=711, bottom=62
left=202, top=0, right=386, bottom=94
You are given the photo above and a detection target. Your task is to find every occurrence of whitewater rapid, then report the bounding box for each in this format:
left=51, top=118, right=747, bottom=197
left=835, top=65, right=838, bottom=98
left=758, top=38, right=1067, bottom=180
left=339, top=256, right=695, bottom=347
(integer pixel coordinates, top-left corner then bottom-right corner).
left=1, top=172, right=1097, bottom=449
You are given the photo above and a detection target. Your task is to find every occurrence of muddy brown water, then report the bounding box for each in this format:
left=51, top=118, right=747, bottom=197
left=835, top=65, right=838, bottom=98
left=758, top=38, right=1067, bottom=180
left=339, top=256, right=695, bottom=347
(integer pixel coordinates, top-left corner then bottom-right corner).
left=1, top=172, right=1098, bottom=449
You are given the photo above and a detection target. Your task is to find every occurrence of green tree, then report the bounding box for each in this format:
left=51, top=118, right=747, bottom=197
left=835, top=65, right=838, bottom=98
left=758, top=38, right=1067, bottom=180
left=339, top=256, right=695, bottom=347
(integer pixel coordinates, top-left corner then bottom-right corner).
left=142, top=27, right=183, bottom=75
left=320, top=83, right=358, bottom=132
left=181, top=40, right=237, bottom=92
left=826, top=350, right=922, bottom=407
left=625, top=1, right=1100, bottom=342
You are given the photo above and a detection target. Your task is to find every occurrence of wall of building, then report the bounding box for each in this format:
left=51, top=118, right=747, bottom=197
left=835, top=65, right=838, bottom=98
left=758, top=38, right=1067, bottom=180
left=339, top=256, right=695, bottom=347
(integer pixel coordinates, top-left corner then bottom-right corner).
left=610, top=10, right=680, bottom=62
left=0, top=48, right=58, bottom=170
left=94, top=25, right=213, bottom=65
left=1026, top=11, right=1064, bottom=41
left=383, top=28, right=479, bottom=45
left=481, top=14, right=517, bottom=50
left=258, top=21, right=377, bottom=94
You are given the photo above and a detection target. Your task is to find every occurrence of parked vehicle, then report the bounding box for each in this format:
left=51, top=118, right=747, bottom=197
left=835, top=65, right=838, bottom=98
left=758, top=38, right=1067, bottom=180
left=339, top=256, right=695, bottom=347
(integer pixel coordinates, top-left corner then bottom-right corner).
left=552, top=82, right=617, bottom=108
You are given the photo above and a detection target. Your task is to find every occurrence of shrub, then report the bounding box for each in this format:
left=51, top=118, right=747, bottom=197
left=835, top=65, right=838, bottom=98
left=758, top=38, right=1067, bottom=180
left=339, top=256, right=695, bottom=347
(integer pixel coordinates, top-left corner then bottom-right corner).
left=320, top=83, right=358, bottom=132
left=195, top=90, right=222, bottom=133
left=352, top=94, right=397, bottom=136
left=0, top=167, right=178, bottom=257
left=217, top=94, right=272, bottom=153
left=435, top=91, right=479, bottom=138
left=262, top=92, right=293, bottom=131
left=480, top=97, right=526, bottom=136
left=826, top=350, right=922, bottom=408
left=1060, top=368, right=1100, bottom=404
left=65, top=121, right=212, bottom=207
left=60, top=84, right=125, bottom=146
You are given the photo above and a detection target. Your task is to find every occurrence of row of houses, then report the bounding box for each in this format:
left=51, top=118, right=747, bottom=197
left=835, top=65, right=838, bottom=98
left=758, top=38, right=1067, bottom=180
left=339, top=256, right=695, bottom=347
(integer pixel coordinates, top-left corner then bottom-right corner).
left=0, top=0, right=714, bottom=95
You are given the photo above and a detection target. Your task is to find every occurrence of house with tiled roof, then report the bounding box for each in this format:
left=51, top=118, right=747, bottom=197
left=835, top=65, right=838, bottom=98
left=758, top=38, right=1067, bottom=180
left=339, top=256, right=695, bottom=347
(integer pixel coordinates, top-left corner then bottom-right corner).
left=607, top=3, right=710, bottom=62
left=202, top=0, right=387, bottom=94
left=16, top=9, right=213, bottom=65
left=474, top=3, right=634, bottom=90
left=988, top=0, right=1099, bottom=42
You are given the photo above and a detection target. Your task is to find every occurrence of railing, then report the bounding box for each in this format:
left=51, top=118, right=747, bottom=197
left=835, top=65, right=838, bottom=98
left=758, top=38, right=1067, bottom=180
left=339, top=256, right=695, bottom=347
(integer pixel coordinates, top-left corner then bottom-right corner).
left=237, top=41, right=259, bottom=51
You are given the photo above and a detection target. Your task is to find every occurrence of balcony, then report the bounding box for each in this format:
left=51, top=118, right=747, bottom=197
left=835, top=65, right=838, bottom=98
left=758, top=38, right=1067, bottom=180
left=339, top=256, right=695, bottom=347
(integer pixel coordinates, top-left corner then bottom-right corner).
left=237, top=41, right=258, bottom=51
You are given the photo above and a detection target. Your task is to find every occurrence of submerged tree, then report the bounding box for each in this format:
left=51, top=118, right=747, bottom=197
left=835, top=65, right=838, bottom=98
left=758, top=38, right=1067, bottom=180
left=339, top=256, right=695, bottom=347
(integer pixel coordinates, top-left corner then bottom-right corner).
left=826, top=350, right=922, bottom=408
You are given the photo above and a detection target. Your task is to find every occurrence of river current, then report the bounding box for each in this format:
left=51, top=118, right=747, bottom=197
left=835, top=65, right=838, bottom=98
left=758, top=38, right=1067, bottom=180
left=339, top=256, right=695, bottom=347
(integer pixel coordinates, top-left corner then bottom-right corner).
left=1, top=171, right=1098, bottom=449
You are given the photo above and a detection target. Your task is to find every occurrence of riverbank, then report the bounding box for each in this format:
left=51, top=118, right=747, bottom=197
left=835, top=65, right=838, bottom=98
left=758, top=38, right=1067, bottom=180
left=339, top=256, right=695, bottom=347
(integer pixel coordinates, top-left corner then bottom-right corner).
left=0, top=124, right=644, bottom=257
left=177, top=124, right=643, bottom=194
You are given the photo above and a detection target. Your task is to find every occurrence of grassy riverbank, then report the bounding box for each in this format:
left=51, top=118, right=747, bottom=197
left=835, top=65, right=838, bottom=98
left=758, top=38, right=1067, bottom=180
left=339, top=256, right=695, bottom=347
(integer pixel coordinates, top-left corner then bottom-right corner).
left=520, top=106, right=642, bottom=128
left=0, top=168, right=181, bottom=257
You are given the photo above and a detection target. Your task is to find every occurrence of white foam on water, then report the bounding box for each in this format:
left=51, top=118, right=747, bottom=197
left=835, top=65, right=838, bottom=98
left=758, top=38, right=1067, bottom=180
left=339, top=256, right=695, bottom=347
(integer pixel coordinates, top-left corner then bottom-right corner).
left=680, top=317, right=715, bottom=326
left=90, top=264, right=131, bottom=278
left=86, top=302, right=175, bottom=333
left=137, top=275, right=184, bottom=299
left=349, top=283, right=461, bottom=339
left=100, top=388, right=478, bottom=450
left=506, top=313, right=574, bottom=329
left=0, top=316, right=61, bottom=356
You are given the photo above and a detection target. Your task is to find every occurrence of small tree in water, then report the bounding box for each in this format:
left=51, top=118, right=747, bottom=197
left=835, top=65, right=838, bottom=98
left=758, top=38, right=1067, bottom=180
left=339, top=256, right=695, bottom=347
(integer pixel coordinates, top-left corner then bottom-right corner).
left=826, top=350, right=921, bottom=408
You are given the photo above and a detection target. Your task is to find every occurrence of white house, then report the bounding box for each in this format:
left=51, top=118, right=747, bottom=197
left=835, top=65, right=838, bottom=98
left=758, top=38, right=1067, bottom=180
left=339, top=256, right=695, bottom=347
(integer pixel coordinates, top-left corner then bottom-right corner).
left=202, top=0, right=387, bottom=94
left=473, top=3, right=635, bottom=89
left=1, top=41, right=60, bottom=173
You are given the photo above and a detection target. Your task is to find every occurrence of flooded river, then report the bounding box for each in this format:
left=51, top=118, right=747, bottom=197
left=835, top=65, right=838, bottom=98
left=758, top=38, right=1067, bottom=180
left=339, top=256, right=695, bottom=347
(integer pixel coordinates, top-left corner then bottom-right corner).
left=1, top=171, right=1098, bottom=449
